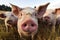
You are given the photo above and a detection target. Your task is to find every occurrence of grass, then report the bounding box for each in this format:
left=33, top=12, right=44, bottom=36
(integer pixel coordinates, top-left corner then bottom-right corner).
left=0, top=11, right=60, bottom=40
left=0, top=19, right=60, bottom=40
left=0, top=19, right=20, bottom=40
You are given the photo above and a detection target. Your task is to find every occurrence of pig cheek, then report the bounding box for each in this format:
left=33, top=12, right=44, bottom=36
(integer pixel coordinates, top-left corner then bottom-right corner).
left=17, top=20, right=22, bottom=33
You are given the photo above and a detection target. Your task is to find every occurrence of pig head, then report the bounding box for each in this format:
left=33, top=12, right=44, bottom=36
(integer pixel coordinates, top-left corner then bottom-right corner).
left=10, top=3, right=49, bottom=38
left=55, top=8, right=60, bottom=32
left=0, top=12, right=18, bottom=32
left=55, top=8, right=60, bottom=25
left=42, top=9, right=56, bottom=26
left=42, top=9, right=58, bottom=33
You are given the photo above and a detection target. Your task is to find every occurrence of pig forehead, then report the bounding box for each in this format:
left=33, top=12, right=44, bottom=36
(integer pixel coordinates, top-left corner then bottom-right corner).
left=21, top=7, right=37, bottom=14
left=43, top=10, right=54, bottom=17
left=45, top=10, right=54, bottom=14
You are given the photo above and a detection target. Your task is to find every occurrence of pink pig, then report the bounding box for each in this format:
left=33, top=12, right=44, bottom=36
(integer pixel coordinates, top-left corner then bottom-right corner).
left=0, top=12, right=18, bottom=32
left=55, top=8, right=60, bottom=25
left=10, top=3, right=49, bottom=39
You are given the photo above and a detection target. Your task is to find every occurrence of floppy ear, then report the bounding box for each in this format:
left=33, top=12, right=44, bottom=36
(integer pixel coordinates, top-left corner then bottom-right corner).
left=0, top=13, right=6, bottom=18
left=10, top=4, right=22, bottom=16
left=36, top=3, right=50, bottom=18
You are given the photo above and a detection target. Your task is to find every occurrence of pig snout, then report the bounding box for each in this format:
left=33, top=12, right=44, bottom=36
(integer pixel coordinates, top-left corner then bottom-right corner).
left=43, top=16, right=53, bottom=26
left=21, top=19, right=38, bottom=33
left=43, top=16, right=50, bottom=22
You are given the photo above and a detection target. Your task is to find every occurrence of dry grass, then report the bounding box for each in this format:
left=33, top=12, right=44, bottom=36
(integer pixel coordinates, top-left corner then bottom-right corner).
left=0, top=19, right=20, bottom=40
left=0, top=10, right=7, bottom=14
left=0, top=11, right=60, bottom=40
left=0, top=19, right=60, bottom=40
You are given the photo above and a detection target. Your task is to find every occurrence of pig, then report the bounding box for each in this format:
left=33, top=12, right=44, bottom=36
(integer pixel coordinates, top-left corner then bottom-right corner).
left=55, top=8, right=60, bottom=25
left=55, top=8, right=60, bottom=33
left=0, top=12, right=18, bottom=32
left=42, top=9, right=57, bottom=33
left=10, top=3, right=50, bottom=40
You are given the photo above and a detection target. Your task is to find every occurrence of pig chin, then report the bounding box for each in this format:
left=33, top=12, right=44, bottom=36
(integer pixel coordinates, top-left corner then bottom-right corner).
left=43, top=19, right=53, bottom=26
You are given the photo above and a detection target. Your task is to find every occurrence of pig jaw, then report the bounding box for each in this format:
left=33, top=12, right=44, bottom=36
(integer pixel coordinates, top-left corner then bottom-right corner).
left=17, top=17, right=38, bottom=37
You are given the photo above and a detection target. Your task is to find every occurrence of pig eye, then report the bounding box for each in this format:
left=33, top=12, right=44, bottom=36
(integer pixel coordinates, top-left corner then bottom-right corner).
left=20, top=13, right=22, bottom=16
left=52, top=12, right=55, bottom=14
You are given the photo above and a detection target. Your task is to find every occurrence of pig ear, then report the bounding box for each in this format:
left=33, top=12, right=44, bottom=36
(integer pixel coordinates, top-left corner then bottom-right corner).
left=10, top=4, right=22, bottom=16
left=36, top=3, right=50, bottom=18
left=0, top=13, right=6, bottom=18
left=55, top=8, right=60, bottom=14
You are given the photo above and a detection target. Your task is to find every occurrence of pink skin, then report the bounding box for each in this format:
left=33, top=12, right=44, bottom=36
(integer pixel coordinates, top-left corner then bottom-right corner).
left=17, top=10, right=38, bottom=35
left=55, top=8, right=60, bottom=24
left=43, top=16, right=50, bottom=22
left=10, top=3, right=49, bottom=37
left=0, top=12, right=18, bottom=32
left=43, top=9, right=56, bottom=24
left=18, top=17, right=38, bottom=37
left=21, top=20, right=38, bottom=32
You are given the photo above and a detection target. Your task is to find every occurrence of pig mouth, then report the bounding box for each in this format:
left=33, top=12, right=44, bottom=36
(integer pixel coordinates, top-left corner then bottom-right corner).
left=21, top=32, right=33, bottom=37
left=25, top=32, right=32, bottom=35
left=43, top=20, right=53, bottom=26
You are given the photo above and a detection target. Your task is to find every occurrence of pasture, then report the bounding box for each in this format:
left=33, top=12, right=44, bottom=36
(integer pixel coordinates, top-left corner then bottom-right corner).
left=0, top=11, right=60, bottom=40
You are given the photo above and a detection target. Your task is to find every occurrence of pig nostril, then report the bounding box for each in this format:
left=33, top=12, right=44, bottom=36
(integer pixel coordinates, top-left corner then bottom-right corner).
left=31, top=24, right=35, bottom=27
left=23, top=24, right=27, bottom=27
left=45, top=19, right=48, bottom=21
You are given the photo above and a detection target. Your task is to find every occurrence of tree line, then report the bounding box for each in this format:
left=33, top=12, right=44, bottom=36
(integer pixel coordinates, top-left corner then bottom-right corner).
left=0, top=4, right=11, bottom=11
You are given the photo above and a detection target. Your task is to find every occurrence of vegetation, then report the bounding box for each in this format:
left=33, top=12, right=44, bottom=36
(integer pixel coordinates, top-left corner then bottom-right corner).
left=0, top=19, right=60, bottom=40
left=0, top=19, right=20, bottom=40
left=0, top=4, right=11, bottom=11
